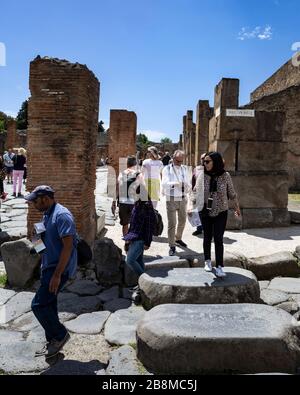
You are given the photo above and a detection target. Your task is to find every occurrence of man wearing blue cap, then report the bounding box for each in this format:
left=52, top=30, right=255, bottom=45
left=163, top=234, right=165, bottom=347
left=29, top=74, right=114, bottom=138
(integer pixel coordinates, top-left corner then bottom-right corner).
left=25, top=185, right=77, bottom=359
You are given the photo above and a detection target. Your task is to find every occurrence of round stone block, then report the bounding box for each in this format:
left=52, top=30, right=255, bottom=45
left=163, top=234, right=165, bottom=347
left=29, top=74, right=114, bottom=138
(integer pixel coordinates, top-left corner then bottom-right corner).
left=139, top=267, right=260, bottom=309
left=136, top=304, right=300, bottom=374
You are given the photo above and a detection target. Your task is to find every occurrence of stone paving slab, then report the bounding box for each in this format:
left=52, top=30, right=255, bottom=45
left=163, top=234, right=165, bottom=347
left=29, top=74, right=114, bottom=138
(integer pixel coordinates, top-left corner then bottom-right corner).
left=103, top=298, right=133, bottom=313
left=139, top=267, right=260, bottom=309
left=0, top=288, right=16, bottom=305
left=145, top=257, right=190, bottom=270
left=0, top=341, right=49, bottom=374
left=0, top=329, right=24, bottom=344
left=65, top=311, right=111, bottom=334
left=58, top=293, right=102, bottom=315
left=268, top=278, right=300, bottom=294
left=98, top=286, right=120, bottom=303
left=106, top=345, right=149, bottom=375
left=136, top=304, right=300, bottom=374
left=0, top=292, right=34, bottom=324
left=66, top=280, right=103, bottom=296
left=104, top=306, right=146, bottom=346
left=260, top=289, right=290, bottom=306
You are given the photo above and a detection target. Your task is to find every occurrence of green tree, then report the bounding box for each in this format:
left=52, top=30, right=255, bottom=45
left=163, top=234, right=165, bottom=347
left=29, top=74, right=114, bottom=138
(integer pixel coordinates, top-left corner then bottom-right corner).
left=98, top=120, right=106, bottom=133
left=0, top=119, right=4, bottom=132
left=137, top=133, right=149, bottom=146
left=16, top=100, right=28, bottom=130
left=161, top=137, right=172, bottom=144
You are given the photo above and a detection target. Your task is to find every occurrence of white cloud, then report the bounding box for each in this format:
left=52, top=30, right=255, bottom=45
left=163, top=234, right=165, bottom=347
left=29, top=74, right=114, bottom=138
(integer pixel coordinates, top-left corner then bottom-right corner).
left=2, top=110, right=17, bottom=118
left=238, top=25, right=273, bottom=41
left=142, top=130, right=167, bottom=142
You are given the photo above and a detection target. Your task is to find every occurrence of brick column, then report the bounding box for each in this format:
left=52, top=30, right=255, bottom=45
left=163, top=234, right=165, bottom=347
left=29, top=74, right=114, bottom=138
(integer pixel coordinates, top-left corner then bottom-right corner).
left=27, top=56, right=100, bottom=245
left=108, top=110, right=137, bottom=176
left=186, top=111, right=195, bottom=167
left=6, top=119, right=17, bottom=149
left=195, top=100, right=210, bottom=164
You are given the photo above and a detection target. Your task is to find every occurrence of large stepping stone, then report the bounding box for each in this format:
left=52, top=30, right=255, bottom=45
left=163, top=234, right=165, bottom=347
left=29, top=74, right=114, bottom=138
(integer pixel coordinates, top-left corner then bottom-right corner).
left=0, top=292, right=34, bottom=324
left=65, top=311, right=110, bottom=334
left=0, top=288, right=16, bottom=306
left=139, top=267, right=260, bottom=309
left=246, top=252, right=300, bottom=280
left=136, top=304, right=300, bottom=374
left=66, top=280, right=103, bottom=296
left=104, top=306, right=145, bottom=346
left=269, top=278, right=300, bottom=294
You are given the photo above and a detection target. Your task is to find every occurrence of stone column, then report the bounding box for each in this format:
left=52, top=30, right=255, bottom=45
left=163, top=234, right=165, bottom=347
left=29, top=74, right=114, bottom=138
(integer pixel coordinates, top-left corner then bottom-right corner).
left=108, top=110, right=137, bottom=177
left=195, top=100, right=210, bottom=164
left=6, top=119, right=17, bottom=149
left=27, top=56, right=100, bottom=245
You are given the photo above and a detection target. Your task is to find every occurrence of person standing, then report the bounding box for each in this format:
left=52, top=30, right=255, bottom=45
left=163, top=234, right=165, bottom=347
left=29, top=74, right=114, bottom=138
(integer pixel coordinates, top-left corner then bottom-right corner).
left=112, top=156, right=144, bottom=237
left=25, top=185, right=77, bottom=358
left=191, top=153, right=206, bottom=236
left=162, top=150, right=191, bottom=256
left=12, top=148, right=26, bottom=197
left=123, top=188, right=156, bottom=303
left=200, top=152, right=241, bottom=278
left=3, top=148, right=15, bottom=184
left=142, top=147, right=163, bottom=209
left=162, top=151, right=171, bottom=167
left=0, top=155, right=8, bottom=200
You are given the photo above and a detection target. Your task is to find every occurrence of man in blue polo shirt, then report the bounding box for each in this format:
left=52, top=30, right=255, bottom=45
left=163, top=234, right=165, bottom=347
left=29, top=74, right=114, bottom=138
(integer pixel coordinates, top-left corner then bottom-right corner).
left=25, top=185, right=77, bottom=359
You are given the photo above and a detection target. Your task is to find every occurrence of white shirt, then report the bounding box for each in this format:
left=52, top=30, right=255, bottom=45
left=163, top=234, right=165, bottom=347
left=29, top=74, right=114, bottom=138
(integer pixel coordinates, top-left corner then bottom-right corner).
left=162, top=164, right=192, bottom=198
left=142, top=159, right=163, bottom=180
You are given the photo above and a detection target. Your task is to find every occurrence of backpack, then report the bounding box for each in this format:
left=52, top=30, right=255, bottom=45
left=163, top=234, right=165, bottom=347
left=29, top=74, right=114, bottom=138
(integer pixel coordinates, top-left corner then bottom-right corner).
left=76, top=234, right=93, bottom=266
left=153, top=209, right=163, bottom=236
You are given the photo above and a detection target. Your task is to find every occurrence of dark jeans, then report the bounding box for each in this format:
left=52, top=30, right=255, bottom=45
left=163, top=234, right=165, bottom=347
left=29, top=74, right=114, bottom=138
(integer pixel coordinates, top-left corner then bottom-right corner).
left=126, top=240, right=145, bottom=276
left=31, top=267, right=69, bottom=343
left=0, top=179, right=3, bottom=194
left=200, top=210, right=228, bottom=268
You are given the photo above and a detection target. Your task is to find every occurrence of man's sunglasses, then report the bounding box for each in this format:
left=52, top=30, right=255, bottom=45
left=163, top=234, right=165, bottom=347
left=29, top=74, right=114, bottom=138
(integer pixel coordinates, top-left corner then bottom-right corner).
left=203, top=160, right=212, bottom=164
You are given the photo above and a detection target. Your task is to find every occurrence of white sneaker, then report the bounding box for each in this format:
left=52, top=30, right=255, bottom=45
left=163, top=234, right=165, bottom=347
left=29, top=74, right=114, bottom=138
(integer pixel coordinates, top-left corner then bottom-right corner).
left=215, top=267, right=226, bottom=278
left=204, top=260, right=212, bottom=272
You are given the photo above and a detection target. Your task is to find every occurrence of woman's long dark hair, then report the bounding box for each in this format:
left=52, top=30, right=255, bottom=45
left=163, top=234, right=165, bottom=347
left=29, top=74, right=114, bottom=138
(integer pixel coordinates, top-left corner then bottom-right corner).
left=204, top=152, right=225, bottom=193
left=204, top=152, right=225, bottom=177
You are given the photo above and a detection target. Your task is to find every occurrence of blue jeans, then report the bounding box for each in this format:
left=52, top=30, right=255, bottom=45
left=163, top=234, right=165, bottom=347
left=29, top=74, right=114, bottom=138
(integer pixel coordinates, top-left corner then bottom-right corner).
left=126, top=240, right=145, bottom=276
left=31, top=267, right=69, bottom=342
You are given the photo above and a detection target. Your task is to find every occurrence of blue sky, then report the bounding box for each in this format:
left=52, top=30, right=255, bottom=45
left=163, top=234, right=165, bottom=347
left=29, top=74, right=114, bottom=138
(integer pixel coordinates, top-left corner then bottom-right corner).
left=0, top=0, right=299, bottom=141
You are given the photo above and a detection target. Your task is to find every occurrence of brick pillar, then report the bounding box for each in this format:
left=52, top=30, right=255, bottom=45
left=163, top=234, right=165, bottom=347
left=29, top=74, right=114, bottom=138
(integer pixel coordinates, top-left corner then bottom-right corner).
left=186, top=111, right=195, bottom=166
left=108, top=110, right=137, bottom=176
left=179, top=134, right=183, bottom=150
left=195, top=100, right=210, bottom=164
left=27, top=56, right=100, bottom=245
left=6, top=119, right=17, bottom=149
left=182, top=115, right=187, bottom=164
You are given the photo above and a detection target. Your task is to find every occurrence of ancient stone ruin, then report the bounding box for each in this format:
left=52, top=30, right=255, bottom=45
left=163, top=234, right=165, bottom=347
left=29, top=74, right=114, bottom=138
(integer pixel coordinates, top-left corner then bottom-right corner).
left=27, top=56, right=100, bottom=244
left=250, top=59, right=300, bottom=191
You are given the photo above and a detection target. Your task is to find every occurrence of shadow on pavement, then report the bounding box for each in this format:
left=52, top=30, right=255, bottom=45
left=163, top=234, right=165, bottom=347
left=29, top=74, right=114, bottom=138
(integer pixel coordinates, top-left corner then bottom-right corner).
left=42, top=354, right=107, bottom=375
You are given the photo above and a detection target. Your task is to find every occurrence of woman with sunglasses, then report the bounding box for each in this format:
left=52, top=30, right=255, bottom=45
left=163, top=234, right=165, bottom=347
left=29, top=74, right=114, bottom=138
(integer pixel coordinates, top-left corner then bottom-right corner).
left=200, top=152, right=241, bottom=278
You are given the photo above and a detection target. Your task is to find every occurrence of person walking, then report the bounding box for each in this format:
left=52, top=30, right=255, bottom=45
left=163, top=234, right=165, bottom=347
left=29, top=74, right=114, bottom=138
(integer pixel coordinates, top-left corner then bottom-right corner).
left=3, top=148, right=15, bottom=184
left=142, top=147, right=163, bottom=209
left=112, top=156, right=144, bottom=237
left=12, top=147, right=26, bottom=197
left=123, top=187, right=156, bottom=303
left=198, top=152, right=241, bottom=278
left=162, top=150, right=191, bottom=256
left=191, top=153, right=207, bottom=236
left=25, top=185, right=77, bottom=358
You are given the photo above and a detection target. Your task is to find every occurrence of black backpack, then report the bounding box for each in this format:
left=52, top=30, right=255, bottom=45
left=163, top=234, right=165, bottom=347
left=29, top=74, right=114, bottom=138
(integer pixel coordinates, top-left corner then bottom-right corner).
left=153, top=209, right=163, bottom=236
left=76, top=234, right=93, bottom=266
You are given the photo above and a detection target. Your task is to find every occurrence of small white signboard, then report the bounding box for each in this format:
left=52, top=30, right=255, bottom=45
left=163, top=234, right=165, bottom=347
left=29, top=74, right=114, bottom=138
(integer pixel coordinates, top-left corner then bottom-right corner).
left=226, top=109, right=255, bottom=117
